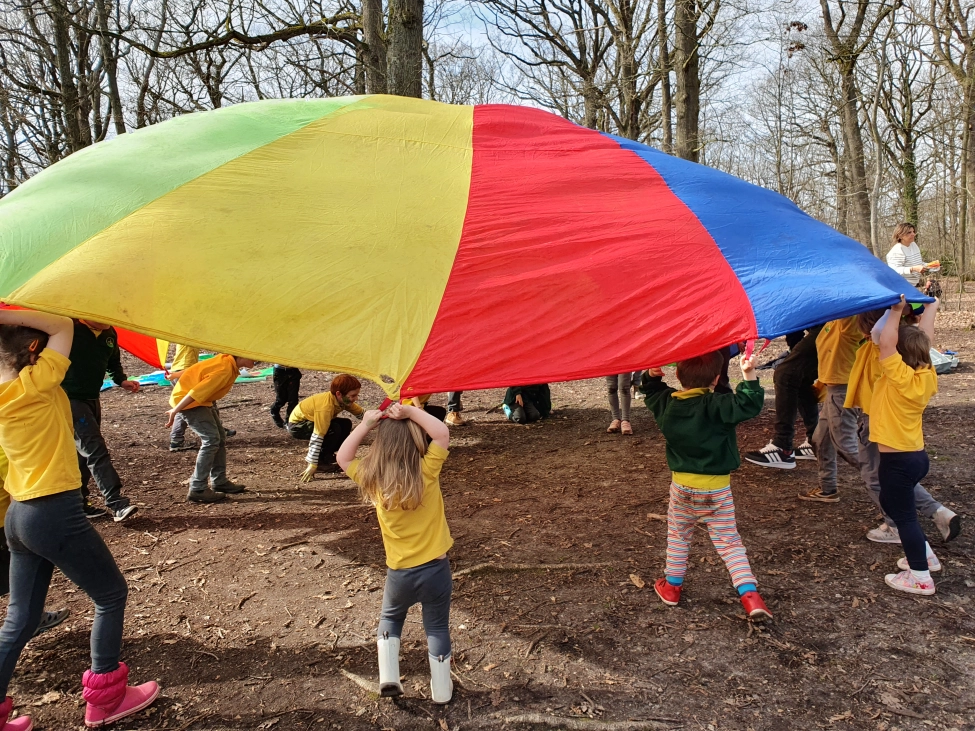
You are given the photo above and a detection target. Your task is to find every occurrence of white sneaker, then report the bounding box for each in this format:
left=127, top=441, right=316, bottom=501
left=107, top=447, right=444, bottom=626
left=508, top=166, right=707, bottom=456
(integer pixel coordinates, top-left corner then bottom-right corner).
left=884, top=569, right=935, bottom=596
left=795, top=440, right=816, bottom=460
left=866, top=522, right=901, bottom=544
left=932, top=506, right=961, bottom=542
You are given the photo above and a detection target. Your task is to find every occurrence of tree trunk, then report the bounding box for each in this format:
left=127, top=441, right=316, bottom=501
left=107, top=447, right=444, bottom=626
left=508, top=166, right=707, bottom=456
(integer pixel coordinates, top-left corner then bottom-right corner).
left=94, top=0, right=125, bottom=134
left=657, top=0, right=672, bottom=152
left=51, top=0, right=85, bottom=153
left=902, top=139, right=918, bottom=226
left=962, top=91, right=975, bottom=289
left=673, top=0, right=699, bottom=162
left=838, top=69, right=872, bottom=248
left=362, top=0, right=388, bottom=95
left=387, top=0, right=423, bottom=98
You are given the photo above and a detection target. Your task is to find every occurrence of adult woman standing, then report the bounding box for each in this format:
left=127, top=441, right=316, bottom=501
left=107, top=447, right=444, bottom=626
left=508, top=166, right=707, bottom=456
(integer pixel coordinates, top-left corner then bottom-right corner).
left=885, top=223, right=926, bottom=287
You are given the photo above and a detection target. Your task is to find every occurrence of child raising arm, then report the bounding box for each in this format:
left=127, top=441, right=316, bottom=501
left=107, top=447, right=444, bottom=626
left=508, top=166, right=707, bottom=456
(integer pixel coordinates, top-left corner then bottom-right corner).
left=336, top=402, right=453, bottom=704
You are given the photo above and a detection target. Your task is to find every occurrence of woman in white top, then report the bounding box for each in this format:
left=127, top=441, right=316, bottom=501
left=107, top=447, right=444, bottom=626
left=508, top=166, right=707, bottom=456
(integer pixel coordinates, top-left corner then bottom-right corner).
left=885, top=222, right=926, bottom=286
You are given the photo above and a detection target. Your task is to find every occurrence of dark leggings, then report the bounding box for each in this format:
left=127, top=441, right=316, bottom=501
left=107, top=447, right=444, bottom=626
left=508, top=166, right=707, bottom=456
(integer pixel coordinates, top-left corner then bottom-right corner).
left=878, top=450, right=931, bottom=572
left=378, top=557, right=452, bottom=658
left=0, top=489, right=127, bottom=695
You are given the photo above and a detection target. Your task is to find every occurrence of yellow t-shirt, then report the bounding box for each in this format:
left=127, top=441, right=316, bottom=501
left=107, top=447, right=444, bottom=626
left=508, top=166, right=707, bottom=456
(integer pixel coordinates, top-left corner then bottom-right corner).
left=171, top=345, right=200, bottom=372
left=0, top=349, right=82, bottom=501
left=868, top=353, right=937, bottom=451
left=170, top=354, right=239, bottom=409
left=289, top=391, right=364, bottom=435
left=844, top=341, right=882, bottom=414
left=817, top=316, right=863, bottom=385
left=401, top=394, right=431, bottom=407
left=346, top=442, right=453, bottom=570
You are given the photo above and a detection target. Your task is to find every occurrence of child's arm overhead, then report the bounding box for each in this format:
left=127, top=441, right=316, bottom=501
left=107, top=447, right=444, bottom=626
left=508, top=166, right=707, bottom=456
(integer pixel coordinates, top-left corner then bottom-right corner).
left=336, top=409, right=383, bottom=471
left=918, top=297, right=938, bottom=344
left=388, top=402, right=449, bottom=450
left=879, top=295, right=907, bottom=360
left=0, top=309, right=73, bottom=358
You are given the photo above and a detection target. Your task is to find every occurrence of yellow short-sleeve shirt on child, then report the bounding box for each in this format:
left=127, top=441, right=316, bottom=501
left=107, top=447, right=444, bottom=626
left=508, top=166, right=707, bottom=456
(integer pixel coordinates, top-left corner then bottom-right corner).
left=346, top=442, right=453, bottom=570
left=868, top=353, right=937, bottom=452
left=0, top=349, right=82, bottom=501
left=844, top=341, right=882, bottom=414
left=169, top=354, right=239, bottom=409
left=289, top=392, right=364, bottom=436
left=817, top=316, right=863, bottom=385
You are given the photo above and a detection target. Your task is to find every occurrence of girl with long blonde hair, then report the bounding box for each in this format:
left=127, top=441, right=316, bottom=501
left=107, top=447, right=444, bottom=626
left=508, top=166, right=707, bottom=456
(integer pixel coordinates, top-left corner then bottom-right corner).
left=336, top=401, right=454, bottom=704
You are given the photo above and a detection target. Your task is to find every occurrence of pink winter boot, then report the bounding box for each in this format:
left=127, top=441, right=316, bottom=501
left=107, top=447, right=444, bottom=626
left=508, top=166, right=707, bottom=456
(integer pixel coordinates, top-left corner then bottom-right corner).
left=82, top=662, right=160, bottom=728
left=0, top=696, right=32, bottom=731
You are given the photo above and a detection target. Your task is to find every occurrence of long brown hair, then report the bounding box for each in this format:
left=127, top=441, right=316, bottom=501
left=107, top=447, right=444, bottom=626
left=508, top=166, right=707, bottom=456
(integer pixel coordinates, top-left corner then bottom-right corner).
left=355, top=418, right=427, bottom=511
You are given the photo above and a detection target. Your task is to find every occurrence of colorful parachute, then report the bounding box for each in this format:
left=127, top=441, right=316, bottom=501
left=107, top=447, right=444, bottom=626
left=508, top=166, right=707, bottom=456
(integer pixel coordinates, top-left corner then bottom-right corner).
left=0, top=95, right=924, bottom=397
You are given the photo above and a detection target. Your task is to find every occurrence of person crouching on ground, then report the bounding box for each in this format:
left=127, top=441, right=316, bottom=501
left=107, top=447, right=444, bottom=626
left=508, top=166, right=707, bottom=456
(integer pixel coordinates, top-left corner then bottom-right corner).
left=640, top=351, right=772, bottom=620
left=502, top=384, right=551, bottom=424
left=872, top=296, right=941, bottom=595
left=0, top=308, right=159, bottom=729
left=288, top=374, right=363, bottom=482
left=337, top=402, right=454, bottom=704
left=165, top=353, right=255, bottom=503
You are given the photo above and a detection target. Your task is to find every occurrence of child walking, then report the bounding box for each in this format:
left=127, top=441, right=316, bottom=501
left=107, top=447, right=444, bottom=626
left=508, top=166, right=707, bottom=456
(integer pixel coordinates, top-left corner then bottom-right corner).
left=337, top=402, right=454, bottom=704
left=0, top=308, right=159, bottom=729
left=165, top=353, right=255, bottom=503
left=289, top=375, right=363, bottom=481
left=872, top=296, right=940, bottom=595
left=641, top=351, right=772, bottom=619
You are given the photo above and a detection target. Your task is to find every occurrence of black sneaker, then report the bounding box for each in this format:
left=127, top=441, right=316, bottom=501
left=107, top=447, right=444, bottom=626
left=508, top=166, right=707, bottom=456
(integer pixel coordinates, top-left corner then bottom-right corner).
left=32, top=608, right=70, bottom=637
left=271, top=411, right=284, bottom=428
left=187, top=488, right=227, bottom=503
left=225, top=428, right=237, bottom=437
left=112, top=505, right=139, bottom=522
left=744, top=442, right=796, bottom=469
left=170, top=441, right=192, bottom=452
left=83, top=502, right=107, bottom=519
left=795, top=440, right=816, bottom=460
left=212, top=481, right=246, bottom=494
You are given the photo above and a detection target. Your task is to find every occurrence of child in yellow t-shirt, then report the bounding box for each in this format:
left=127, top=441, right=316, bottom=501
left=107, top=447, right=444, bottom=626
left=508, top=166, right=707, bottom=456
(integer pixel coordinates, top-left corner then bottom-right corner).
left=165, top=353, right=255, bottom=503
left=337, top=402, right=453, bottom=704
left=871, top=296, right=939, bottom=596
left=288, top=374, right=364, bottom=481
left=0, top=308, right=159, bottom=728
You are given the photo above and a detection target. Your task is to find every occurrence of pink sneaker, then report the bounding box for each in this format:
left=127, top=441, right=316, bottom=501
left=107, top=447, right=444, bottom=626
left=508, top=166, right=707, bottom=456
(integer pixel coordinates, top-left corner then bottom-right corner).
left=884, top=570, right=935, bottom=596
left=82, top=662, right=160, bottom=728
left=0, top=697, right=32, bottom=731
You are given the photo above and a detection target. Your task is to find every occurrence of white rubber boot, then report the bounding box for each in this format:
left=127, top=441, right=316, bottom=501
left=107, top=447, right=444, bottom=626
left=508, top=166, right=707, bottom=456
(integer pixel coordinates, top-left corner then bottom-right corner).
left=377, top=634, right=403, bottom=697
left=429, top=653, right=453, bottom=704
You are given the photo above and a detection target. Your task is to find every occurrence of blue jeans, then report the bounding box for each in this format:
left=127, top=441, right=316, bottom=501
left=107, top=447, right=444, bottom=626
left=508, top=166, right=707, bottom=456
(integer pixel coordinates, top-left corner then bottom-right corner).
left=378, top=557, right=452, bottom=657
left=879, top=450, right=931, bottom=571
left=0, top=489, right=127, bottom=695
left=71, top=398, right=128, bottom=511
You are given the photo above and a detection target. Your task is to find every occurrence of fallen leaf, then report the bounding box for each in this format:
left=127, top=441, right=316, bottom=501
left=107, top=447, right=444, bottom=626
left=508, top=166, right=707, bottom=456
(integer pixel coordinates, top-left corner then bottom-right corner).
left=629, top=574, right=645, bottom=589
left=438, top=719, right=449, bottom=731
left=851, top=597, right=859, bottom=608
left=647, top=513, right=668, bottom=522
left=33, top=691, right=61, bottom=705
left=483, top=663, right=498, bottom=672
left=258, top=719, right=280, bottom=729
left=828, top=710, right=853, bottom=723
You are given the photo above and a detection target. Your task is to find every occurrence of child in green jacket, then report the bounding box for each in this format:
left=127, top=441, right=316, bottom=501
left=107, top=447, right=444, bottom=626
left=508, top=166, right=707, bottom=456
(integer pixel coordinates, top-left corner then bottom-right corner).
left=641, top=351, right=771, bottom=620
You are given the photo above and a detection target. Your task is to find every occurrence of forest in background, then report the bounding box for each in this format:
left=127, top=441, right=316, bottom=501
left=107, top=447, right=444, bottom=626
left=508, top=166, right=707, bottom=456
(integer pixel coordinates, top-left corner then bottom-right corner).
left=1, top=0, right=973, bottom=287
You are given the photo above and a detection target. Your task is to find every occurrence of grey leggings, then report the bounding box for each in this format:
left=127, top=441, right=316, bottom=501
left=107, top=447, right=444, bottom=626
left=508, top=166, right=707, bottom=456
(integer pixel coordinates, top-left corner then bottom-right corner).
left=606, top=374, right=632, bottom=421
left=378, top=557, right=452, bottom=658
left=0, top=489, right=128, bottom=695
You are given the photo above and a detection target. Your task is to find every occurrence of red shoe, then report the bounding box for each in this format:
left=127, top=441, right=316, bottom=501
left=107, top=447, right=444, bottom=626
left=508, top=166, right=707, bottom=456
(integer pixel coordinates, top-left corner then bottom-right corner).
left=0, top=697, right=32, bottom=731
left=82, top=663, right=160, bottom=727
left=654, top=578, right=681, bottom=606
left=740, top=591, right=772, bottom=620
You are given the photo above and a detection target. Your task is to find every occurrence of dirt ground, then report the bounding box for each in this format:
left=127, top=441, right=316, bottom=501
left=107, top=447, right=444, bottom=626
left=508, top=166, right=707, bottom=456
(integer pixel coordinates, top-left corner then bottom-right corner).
left=7, top=319, right=975, bottom=731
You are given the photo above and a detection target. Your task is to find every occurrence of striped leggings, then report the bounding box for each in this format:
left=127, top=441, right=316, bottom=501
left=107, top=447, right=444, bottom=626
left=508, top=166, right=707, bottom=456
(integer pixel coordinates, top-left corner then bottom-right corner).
left=665, top=482, right=756, bottom=589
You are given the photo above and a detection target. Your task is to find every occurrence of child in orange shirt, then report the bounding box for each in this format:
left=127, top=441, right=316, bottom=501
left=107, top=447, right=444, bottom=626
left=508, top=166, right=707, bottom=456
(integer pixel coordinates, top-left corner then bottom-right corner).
left=165, top=353, right=255, bottom=503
